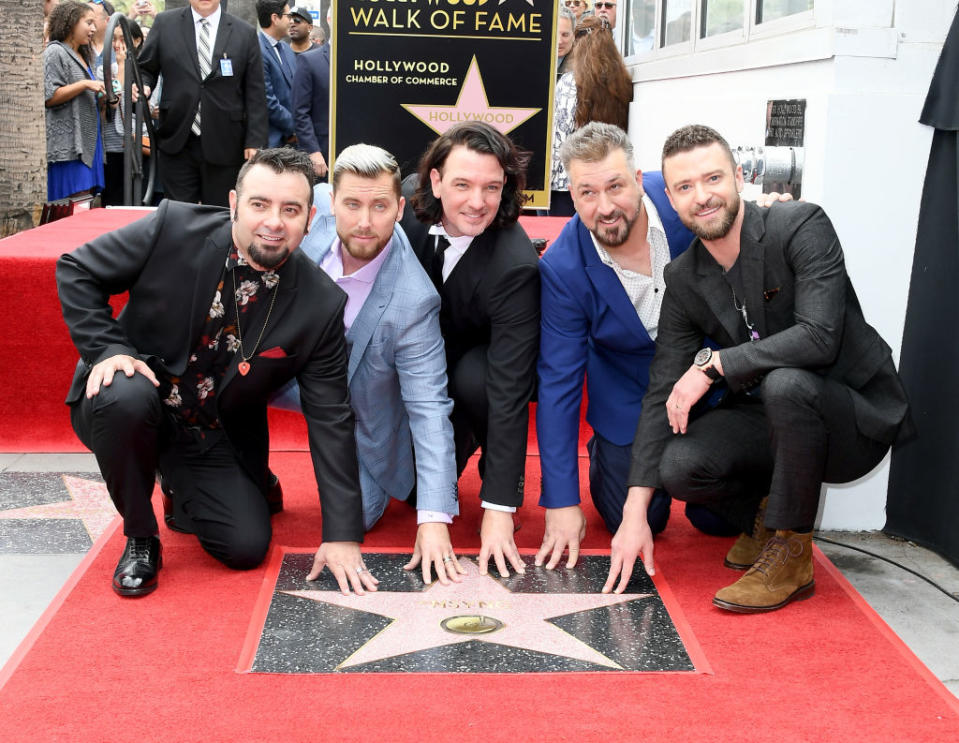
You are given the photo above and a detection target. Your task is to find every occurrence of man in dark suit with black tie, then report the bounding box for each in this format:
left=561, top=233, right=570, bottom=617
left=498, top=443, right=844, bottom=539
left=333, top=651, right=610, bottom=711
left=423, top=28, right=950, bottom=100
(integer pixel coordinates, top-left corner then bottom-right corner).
left=613, top=125, right=911, bottom=613
left=292, top=40, right=330, bottom=179
left=138, top=0, right=268, bottom=207
left=256, top=0, right=298, bottom=148
left=400, top=122, right=540, bottom=579
left=56, top=148, right=378, bottom=599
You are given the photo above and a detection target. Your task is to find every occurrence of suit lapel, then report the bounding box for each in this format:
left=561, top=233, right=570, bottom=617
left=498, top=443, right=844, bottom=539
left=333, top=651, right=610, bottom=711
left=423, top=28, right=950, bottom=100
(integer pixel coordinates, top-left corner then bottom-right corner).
left=693, top=241, right=743, bottom=345
left=346, top=234, right=402, bottom=380
left=737, top=203, right=769, bottom=340
left=278, top=44, right=294, bottom=87
left=186, top=220, right=233, bottom=365
left=209, top=12, right=232, bottom=81
left=578, top=219, right=652, bottom=342
left=444, top=230, right=489, bottom=306
left=177, top=8, right=203, bottom=81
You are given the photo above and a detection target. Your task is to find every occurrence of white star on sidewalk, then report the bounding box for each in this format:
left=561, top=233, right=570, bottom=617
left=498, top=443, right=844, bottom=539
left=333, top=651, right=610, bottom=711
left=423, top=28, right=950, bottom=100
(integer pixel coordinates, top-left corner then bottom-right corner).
left=0, top=475, right=116, bottom=542
left=284, top=558, right=652, bottom=670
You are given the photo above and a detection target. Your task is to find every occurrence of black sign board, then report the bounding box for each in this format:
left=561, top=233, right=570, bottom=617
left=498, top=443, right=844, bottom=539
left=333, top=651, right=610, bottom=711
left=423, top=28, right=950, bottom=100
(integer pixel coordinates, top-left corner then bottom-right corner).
left=765, top=99, right=806, bottom=147
left=330, top=0, right=558, bottom=208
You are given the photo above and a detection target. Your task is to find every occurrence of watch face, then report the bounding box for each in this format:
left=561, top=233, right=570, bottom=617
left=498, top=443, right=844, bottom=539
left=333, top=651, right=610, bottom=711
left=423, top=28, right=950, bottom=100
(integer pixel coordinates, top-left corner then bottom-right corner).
left=694, top=348, right=711, bottom=367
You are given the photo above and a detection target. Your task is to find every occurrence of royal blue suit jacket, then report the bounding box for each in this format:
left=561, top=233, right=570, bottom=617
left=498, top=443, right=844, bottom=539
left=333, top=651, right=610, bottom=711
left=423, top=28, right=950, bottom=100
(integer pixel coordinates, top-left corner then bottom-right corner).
left=292, top=43, right=330, bottom=159
left=536, top=171, right=694, bottom=508
left=258, top=31, right=296, bottom=146
left=273, top=186, right=458, bottom=516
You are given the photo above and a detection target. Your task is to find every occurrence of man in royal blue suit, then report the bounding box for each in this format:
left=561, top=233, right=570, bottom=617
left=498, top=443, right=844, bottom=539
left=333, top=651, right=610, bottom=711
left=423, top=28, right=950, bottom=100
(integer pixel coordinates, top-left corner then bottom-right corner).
left=292, top=41, right=330, bottom=179
left=256, top=0, right=298, bottom=147
left=272, top=145, right=463, bottom=586
left=535, top=123, right=736, bottom=573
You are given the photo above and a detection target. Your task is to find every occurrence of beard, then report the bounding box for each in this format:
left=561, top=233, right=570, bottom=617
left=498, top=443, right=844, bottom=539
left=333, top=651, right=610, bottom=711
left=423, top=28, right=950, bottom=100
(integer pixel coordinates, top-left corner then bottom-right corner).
left=245, top=241, right=291, bottom=270
left=339, top=231, right=392, bottom=264
left=592, top=200, right=641, bottom=249
left=685, top=192, right=740, bottom=241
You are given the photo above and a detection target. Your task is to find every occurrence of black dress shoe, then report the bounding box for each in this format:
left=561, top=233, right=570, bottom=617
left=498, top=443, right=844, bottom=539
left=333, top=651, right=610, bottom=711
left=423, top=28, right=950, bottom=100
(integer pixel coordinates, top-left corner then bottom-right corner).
left=113, top=536, right=162, bottom=597
left=267, top=472, right=284, bottom=514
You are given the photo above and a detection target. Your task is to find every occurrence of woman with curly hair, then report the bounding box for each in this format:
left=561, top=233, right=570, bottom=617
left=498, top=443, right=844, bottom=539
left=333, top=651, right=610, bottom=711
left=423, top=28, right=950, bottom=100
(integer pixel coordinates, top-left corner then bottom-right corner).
left=43, top=0, right=106, bottom=201
left=549, top=15, right=632, bottom=216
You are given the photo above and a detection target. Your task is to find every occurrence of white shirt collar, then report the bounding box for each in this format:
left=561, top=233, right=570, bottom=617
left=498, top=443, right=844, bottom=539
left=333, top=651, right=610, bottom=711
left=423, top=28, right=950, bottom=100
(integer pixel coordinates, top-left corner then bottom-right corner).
left=191, top=4, right=221, bottom=27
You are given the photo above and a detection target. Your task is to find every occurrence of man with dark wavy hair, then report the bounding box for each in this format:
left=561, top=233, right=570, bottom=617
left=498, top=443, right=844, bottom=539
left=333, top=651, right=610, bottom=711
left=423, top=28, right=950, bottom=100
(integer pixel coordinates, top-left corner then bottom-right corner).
left=400, top=122, right=540, bottom=579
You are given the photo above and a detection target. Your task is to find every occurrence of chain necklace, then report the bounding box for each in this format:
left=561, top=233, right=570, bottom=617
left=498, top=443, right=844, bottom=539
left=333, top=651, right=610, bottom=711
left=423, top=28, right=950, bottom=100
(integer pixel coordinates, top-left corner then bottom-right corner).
left=731, top=286, right=760, bottom=342
left=231, top=269, right=280, bottom=376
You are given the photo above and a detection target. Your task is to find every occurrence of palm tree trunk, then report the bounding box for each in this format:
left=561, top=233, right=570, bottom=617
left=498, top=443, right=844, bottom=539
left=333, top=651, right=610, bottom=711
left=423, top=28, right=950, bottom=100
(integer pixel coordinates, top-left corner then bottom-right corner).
left=0, top=0, right=47, bottom=237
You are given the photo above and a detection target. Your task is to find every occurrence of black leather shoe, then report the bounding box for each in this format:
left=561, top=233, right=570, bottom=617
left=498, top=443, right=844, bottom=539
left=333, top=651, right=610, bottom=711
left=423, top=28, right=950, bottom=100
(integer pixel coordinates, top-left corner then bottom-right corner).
left=267, top=472, right=284, bottom=514
left=113, top=536, right=162, bottom=597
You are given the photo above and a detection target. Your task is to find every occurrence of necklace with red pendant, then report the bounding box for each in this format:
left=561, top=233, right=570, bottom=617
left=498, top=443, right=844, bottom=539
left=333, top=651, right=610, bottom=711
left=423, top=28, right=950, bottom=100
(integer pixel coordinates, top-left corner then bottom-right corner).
left=232, top=269, right=280, bottom=376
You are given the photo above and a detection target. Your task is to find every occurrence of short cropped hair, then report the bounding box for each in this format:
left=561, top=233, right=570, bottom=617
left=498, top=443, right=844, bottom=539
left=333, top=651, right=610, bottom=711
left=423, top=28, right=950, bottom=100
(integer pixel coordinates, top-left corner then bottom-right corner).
left=411, top=121, right=530, bottom=229
left=256, top=0, right=287, bottom=29
left=661, top=124, right=737, bottom=174
left=560, top=121, right=635, bottom=174
left=236, top=148, right=316, bottom=209
left=331, top=144, right=402, bottom=199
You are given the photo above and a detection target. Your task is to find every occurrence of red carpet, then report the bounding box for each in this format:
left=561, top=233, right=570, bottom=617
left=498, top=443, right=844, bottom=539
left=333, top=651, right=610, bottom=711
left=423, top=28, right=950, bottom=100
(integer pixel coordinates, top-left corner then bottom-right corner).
left=1, top=453, right=957, bottom=742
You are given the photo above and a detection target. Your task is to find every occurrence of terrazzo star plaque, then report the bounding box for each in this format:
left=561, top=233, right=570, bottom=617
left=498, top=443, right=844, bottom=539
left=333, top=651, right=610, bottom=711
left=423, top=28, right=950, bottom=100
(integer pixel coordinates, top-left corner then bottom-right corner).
left=242, top=552, right=699, bottom=674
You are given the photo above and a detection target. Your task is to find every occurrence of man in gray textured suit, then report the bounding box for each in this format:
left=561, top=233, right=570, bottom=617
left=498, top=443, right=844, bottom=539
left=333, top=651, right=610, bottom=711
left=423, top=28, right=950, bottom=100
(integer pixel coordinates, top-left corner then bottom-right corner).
left=608, top=125, right=911, bottom=613
left=273, top=144, right=463, bottom=585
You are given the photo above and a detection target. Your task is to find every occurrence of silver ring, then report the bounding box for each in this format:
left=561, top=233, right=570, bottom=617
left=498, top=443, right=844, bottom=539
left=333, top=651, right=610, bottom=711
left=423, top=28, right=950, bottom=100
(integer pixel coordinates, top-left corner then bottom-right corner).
left=355, top=565, right=366, bottom=574
left=442, top=556, right=455, bottom=563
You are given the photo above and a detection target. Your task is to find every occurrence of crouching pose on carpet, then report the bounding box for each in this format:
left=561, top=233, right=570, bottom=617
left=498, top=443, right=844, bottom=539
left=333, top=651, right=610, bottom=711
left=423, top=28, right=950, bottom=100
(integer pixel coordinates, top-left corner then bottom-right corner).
left=272, top=144, right=463, bottom=586
left=56, top=148, right=378, bottom=598
left=614, top=125, right=912, bottom=611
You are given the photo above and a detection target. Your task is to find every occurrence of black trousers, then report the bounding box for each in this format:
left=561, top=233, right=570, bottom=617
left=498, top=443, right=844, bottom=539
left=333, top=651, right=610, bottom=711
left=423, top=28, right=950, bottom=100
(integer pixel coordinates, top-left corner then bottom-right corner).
left=159, top=134, right=240, bottom=208
left=447, top=345, right=489, bottom=478
left=70, top=372, right=271, bottom=569
left=658, top=368, right=891, bottom=532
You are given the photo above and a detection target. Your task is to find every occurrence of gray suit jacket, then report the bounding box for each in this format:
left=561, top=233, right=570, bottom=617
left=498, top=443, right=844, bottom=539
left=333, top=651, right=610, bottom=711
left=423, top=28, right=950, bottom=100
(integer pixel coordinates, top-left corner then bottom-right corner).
left=274, top=186, right=458, bottom=515
left=629, top=201, right=911, bottom=487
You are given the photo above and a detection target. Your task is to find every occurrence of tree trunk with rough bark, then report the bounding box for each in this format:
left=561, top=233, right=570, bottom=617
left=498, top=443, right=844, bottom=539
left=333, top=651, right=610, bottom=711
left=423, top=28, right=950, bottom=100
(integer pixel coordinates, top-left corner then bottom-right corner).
left=0, top=1, right=47, bottom=237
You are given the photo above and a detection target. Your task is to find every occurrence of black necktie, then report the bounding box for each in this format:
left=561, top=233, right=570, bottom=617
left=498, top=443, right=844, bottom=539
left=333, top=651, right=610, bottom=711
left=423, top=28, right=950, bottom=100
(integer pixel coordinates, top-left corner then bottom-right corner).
left=430, top=235, right=450, bottom=291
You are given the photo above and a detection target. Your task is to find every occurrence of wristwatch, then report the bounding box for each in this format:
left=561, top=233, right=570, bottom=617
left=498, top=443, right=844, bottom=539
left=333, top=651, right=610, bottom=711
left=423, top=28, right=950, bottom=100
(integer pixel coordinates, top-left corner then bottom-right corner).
left=694, top=347, right=722, bottom=382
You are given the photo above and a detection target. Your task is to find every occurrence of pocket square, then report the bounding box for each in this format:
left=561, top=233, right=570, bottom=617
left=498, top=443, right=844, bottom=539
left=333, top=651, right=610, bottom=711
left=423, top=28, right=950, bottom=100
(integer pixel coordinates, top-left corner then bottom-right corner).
left=258, top=346, right=288, bottom=359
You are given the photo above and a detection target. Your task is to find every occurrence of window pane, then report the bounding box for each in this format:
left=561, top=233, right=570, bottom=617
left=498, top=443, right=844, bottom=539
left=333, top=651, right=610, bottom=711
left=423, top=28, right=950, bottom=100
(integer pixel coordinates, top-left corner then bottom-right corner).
left=702, top=0, right=744, bottom=37
left=757, top=0, right=813, bottom=24
left=663, top=0, right=692, bottom=46
left=627, top=0, right=658, bottom=55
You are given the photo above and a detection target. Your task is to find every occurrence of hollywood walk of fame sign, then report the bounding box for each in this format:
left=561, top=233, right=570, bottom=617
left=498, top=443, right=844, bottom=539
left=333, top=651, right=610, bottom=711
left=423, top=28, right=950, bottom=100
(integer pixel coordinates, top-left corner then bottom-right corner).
left=241, top=552, right=700, bottom=674
left=329, top=0, right=558, bottom=208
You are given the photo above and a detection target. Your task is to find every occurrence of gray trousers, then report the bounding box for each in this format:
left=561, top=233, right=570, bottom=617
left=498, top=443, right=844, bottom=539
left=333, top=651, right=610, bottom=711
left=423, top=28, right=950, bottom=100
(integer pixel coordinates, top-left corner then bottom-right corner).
left=658, top=368, right=891, bottom=532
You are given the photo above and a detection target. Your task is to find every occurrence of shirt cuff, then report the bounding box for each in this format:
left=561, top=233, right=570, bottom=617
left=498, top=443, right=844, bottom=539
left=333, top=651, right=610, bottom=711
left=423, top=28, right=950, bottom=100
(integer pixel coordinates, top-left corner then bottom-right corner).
left=417, top=510, right=454, bottom=525
left=481, top=501, right=517, bottom=514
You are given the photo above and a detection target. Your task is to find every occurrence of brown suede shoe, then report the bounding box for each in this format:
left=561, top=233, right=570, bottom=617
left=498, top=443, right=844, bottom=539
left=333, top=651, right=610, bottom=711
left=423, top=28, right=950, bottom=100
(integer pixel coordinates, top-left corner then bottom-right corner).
left=724, top=496, right=773, bottom=570
left=713, top=530, right=815, bottom=613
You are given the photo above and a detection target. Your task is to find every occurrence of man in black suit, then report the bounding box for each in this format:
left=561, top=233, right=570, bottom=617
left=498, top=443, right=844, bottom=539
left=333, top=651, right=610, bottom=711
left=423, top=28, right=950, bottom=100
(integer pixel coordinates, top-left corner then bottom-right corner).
left=612, top=125, right=911, bottom=612
left=401, top=122, right=540, bottom=579
left=292, top=42, right=330, bottom=179
left=138, top=0, right=268, bottom=207
left=56, top=148, right=378, bottom=599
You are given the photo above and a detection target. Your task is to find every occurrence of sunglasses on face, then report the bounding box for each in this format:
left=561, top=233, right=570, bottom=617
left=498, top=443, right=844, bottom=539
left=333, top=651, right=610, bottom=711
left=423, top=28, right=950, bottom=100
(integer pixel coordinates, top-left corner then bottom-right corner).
left=595, top=2, right=616, bottom=8
left=565, top=0, right=584, bottom=6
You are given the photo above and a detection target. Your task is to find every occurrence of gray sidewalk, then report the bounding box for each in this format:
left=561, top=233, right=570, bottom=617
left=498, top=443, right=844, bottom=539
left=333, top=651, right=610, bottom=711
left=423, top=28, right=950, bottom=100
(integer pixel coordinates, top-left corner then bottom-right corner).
left=1, top=452, right=957, bottom=699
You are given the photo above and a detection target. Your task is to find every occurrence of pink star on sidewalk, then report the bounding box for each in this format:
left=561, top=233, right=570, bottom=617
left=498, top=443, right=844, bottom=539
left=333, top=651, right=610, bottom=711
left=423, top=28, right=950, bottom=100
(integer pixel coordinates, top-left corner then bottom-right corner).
left=284, top=558, right=652, bottom=670
left=0, top=475, right=116, bottom=542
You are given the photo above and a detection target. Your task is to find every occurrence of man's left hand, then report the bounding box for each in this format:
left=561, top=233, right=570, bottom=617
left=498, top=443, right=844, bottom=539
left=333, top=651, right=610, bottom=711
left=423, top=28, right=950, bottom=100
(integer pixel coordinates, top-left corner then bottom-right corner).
left=307, top=541, right=379, bottom=595
left=665, top=357, right=721, bottom=434
left=479, top=509, right=525, bottom=578
left=404, top=522, right=466, bottom=585
left=754, top=191, right=795, bottom=207
left=244, top=148, right=258, bottom=161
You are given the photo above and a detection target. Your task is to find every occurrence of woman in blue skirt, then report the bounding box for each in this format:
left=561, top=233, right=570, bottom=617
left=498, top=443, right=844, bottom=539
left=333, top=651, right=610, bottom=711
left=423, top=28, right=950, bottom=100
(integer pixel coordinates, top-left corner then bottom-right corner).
left=43, top=1, right=106, bottom=202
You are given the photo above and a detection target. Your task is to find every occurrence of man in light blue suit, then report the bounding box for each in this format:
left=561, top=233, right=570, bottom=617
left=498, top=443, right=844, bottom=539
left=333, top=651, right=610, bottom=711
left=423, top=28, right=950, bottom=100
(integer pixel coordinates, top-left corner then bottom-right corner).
left=256, top=1, right=297, bottom=147
left=272, top=144, right=464, bottom=585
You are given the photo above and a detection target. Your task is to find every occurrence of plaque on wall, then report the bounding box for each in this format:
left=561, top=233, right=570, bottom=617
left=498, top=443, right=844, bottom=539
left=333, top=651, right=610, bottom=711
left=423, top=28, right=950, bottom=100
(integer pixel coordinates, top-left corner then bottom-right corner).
left=764, top=99, right=805, bottom=198
left=329, top=0, right=558, bottom=208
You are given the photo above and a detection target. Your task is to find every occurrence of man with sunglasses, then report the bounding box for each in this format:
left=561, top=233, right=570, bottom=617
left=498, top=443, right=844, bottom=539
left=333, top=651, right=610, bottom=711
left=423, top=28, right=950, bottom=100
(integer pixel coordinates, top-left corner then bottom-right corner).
left=593, top=0, right=617, bottom=29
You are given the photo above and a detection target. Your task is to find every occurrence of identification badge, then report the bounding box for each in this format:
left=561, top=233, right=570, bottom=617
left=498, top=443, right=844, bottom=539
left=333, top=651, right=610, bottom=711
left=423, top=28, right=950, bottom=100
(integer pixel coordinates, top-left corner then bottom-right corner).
left=220, top=58, right=234, bottom=77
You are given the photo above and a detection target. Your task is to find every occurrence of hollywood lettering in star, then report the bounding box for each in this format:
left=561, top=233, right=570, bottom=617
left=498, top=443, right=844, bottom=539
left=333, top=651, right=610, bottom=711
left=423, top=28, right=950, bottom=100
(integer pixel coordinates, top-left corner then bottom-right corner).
left=330, top=0, right=558, bottom=208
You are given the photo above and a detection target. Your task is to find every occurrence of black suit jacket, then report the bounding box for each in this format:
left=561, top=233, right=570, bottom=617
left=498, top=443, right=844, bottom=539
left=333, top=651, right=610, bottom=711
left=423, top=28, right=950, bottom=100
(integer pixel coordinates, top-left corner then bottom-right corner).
left=56, top=201, right=364, bottom=543
left=629, top=201, right=911, bottom=487
left=400, top=185, right=540, bottom=507
left=138, top=8, right=268, bottom=165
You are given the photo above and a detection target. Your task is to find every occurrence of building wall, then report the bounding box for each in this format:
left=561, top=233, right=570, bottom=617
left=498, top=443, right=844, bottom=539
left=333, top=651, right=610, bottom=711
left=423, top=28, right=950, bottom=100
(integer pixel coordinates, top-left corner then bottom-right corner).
left=625, top=1, right=952, bottom=528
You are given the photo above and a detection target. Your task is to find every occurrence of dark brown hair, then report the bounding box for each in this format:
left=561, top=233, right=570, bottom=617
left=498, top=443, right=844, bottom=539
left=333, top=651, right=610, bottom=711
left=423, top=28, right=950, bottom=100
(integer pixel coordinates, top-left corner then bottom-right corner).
left=236, top=148, right=316, bottom=209
left=410, top=121, right=530, bottom=229
left=48, top=1, right=96, bottom=67
left=661, top=124, right=737, bottom=174
left=571, top=15, right=632, bottom=130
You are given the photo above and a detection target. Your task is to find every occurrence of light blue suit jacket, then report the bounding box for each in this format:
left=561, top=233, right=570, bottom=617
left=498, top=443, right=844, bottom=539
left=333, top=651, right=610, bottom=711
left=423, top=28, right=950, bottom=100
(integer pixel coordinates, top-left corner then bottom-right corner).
left=273, top=185, right=458, bottom=521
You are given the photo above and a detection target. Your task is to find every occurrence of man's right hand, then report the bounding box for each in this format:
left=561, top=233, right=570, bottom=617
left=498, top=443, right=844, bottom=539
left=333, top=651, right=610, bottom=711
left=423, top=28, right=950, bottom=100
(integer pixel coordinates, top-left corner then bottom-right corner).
left=534, top=505, right=586, bottom=569
left=309, top=152, right=328, bottom=178
left=403, top=522, right=466, bottom=585
left=85, top=354, right=159, bottom=399
left=602, top=486, right=656, bottom=594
